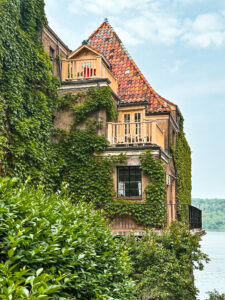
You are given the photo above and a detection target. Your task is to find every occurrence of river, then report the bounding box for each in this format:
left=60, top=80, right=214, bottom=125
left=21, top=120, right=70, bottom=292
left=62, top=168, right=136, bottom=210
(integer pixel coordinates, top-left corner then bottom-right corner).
left=195, top=231, right=225, bottom=299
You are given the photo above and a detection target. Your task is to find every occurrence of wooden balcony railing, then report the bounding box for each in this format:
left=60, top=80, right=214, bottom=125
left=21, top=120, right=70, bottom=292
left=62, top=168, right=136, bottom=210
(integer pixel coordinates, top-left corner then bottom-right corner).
left=107, top=120, right=165, bottom=149
left=61, top=57, right=118, bottom=94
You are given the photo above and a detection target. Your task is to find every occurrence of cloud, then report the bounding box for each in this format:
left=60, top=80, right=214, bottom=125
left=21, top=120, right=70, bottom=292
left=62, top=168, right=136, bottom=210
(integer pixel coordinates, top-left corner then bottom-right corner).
left=66, top=0, right=225, bottom=48
left=182, top=13, right=225, bottom=47
left=68, top=0, right=150, bottom=15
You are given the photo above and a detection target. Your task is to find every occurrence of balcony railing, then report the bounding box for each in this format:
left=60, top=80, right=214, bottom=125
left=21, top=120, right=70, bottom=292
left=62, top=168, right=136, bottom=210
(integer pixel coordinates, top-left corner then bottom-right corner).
left=61, top=57, right=118, bottom=94
left=189, top=205, right=202, bottom=230
left=107, top=121, right=165, bottom=149
left=96, top=203, right=202, bottom=233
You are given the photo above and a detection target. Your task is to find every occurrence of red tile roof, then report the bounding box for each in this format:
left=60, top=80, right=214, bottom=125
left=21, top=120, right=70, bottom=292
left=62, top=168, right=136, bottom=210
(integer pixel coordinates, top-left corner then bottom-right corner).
left=88, top=21, right=175, bottom=113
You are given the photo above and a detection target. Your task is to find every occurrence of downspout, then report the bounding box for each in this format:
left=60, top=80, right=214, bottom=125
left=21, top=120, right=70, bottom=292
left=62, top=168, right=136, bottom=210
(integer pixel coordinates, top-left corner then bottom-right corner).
left=168, top=114, right=171, bottom=154
left=57, top=41, right=62, bottom=83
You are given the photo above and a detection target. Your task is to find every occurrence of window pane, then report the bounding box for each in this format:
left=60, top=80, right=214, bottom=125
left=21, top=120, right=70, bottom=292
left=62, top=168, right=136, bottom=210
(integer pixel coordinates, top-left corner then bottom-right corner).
left=135, top=113, right=141, bottom=122
left=124, top=114, right=130, bottom=123
left=117, top=167, right=142, bottom=198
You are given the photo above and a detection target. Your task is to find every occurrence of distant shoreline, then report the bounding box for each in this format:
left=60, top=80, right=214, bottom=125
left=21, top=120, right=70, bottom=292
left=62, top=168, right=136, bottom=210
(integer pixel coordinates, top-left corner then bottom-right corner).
left=192, top=198, right=225, bottom=232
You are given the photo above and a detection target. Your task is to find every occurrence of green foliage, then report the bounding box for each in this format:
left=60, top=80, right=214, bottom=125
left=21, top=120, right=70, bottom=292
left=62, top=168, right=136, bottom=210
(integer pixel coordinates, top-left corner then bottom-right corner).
left=207, top=290, right=225, bottom=300
left=192, top=198, right=225, bottom=231
left=103, top=202, right=167, bottom=227
left=0, top=0, right=60, bottom=186
left=171, top=112, right=192, bottom=222
left=124, top=222, right=209, bottom=300
left=53, top=127, right=117, bottom=205
left=0, top=177, right=135, bottom=299
left=0, top=263, right=62, bottom=299
left=72, top=87, right=117, bottom=124
left=140, top=150, right=167, bottom=226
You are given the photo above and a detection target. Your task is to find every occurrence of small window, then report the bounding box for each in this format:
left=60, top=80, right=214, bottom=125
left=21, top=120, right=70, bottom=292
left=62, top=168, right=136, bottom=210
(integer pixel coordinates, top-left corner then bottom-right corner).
left=49, top=46, right=55, bottom=62
left=117, top=166, right=142, bottom=198
left=125, top=69, right=130, bottom=74
left=127, top=80, right=132, bottom=84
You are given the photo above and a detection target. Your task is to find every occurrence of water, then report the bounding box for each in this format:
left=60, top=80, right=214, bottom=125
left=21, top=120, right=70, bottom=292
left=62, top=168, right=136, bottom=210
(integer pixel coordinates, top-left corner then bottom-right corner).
left=195, top=231, right=225, bottom=299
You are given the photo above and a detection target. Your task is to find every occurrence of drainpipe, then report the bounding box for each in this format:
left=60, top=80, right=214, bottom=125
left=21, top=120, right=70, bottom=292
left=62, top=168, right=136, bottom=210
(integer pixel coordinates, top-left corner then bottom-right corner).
left=57, top=41, right=62, bottom=83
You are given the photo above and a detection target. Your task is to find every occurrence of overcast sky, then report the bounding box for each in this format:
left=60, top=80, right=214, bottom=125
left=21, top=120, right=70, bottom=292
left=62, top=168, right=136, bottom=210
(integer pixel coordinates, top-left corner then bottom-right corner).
left=45, top=0, right=225, bottom=199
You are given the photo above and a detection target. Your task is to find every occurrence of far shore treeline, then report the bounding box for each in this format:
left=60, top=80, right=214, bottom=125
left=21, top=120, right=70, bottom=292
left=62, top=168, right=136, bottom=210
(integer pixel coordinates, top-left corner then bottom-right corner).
left=192, top=198, right=225, bottom=231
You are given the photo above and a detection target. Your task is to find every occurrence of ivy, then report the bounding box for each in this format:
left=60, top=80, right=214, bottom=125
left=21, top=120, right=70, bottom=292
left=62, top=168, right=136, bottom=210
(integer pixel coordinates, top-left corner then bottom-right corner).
left=103, top=202, right=167, bottom=228
left=171, top=112, right=192, bottom=222
left=140, top=150, right=167, bottom=226
left=53, top=127, right=116, bottom=204
left=0, top=0, right=59, bottom=188
left=72, top=87, right=117, bottom=124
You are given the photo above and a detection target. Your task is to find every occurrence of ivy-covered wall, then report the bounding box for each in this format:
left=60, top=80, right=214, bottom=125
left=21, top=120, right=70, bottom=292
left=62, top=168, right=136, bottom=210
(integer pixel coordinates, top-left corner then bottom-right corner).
left=0, top=0, right=59, bottom=188
left=171, top=112, right=192, bottom=221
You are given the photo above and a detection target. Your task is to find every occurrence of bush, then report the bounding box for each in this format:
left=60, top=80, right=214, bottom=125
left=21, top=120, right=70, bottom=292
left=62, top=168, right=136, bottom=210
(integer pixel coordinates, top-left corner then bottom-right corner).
left=207, top=290, right=225, bottom=300
left=0, top=178, right=135, bottom=299
left=124, top=222, right=208, bottom=300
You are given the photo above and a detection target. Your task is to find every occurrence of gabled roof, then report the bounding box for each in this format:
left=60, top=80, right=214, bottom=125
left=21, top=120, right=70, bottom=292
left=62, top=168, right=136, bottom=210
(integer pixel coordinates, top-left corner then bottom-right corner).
left=69, top=44, right=111, bottom=68
left=88, top=20, right=176, bottom=113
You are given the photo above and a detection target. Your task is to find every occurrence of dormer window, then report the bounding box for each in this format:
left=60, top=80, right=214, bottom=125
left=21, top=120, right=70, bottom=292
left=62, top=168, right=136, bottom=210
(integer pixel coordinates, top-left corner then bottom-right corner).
left=125, top=69, right=130, bottom=74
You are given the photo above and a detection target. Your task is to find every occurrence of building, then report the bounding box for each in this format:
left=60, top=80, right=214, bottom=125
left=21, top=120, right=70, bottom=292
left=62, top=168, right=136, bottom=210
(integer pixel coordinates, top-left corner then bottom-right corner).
left=42, top=20, right=202, bottom=235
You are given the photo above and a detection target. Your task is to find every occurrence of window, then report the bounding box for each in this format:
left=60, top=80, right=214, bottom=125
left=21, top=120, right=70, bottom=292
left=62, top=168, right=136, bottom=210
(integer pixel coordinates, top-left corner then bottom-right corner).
left=124, top=114, right=130, bottom=142
left=117, top=166, right=142, bottom=198
left=135, top=113, right=141, bottom=140
left=49, top=47, right=55, bottom=62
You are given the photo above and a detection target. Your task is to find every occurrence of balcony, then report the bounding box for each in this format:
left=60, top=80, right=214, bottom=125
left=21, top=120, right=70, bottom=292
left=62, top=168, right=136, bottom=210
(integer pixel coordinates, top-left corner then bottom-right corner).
left=107, top=120, right=165, bottom=149
left=61, top=57, right=118, bottom=94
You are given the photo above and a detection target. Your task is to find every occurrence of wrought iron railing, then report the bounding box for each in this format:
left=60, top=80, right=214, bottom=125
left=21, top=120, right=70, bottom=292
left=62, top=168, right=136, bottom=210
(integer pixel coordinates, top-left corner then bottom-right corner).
left=189, top=205, right=202, bottom=230
left=97, top=203, right=202, bottom=230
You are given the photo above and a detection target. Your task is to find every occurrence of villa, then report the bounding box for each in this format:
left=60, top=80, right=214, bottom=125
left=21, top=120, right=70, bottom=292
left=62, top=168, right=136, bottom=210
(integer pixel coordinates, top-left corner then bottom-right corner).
left=42, top=19, right=202, bottom=235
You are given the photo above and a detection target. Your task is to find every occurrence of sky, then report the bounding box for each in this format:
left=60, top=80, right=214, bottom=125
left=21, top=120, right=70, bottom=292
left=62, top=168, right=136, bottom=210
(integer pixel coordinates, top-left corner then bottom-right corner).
left=45, top=0, right=225, bottom=199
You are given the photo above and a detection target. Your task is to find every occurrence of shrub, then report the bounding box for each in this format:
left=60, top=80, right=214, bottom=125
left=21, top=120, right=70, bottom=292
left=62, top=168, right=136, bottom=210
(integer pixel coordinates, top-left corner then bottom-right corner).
left=0, top=178, right=135, bottom=299
left=207, top=290, right=225, bottom=300
left=124, top=222, right=208, bottom=300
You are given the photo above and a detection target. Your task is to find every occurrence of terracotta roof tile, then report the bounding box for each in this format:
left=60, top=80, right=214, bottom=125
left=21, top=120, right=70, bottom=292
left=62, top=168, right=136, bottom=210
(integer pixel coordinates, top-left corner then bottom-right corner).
left=88, top=21, right=176, bottom=112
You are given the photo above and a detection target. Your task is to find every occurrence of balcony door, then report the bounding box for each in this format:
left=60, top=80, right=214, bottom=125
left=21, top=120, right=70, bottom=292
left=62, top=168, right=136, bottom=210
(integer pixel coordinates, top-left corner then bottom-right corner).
left=123, top=113, right=141, bottom=143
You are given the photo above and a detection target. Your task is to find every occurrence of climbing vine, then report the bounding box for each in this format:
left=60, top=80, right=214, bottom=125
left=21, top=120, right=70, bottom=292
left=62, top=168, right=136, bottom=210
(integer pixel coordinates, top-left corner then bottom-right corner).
left=0, top=0, right=59, bottom=188
left=171, top=112, right=192, bottom=222
left=72, top=87, right=117, bottom=124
